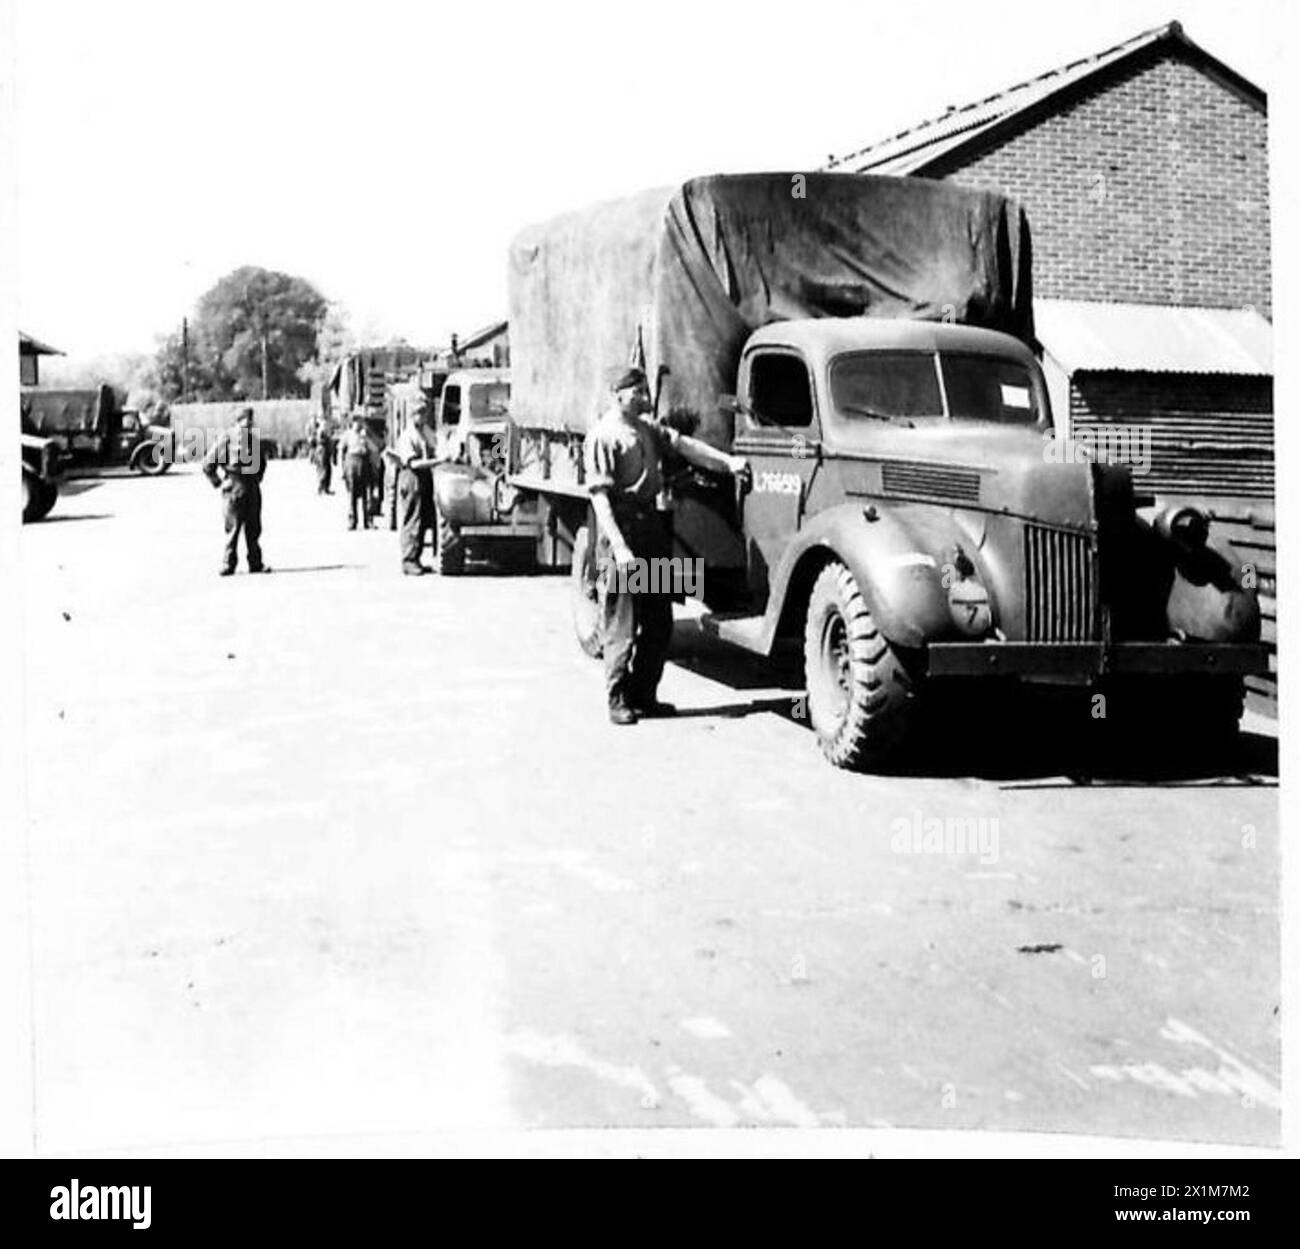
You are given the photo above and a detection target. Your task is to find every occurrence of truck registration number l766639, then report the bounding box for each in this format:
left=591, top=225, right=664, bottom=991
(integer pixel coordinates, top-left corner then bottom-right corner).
left=754, top=470, right=802, bottom=496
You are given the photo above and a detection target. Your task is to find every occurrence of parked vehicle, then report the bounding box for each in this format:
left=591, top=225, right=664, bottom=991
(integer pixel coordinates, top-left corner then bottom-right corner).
left=424, top=368, right=522, bottom=573
left=20, top=385, right=175, bottom=474
left=21, top=429, right=63, bottom=521
left=447, top=173, right=1268, bottom=768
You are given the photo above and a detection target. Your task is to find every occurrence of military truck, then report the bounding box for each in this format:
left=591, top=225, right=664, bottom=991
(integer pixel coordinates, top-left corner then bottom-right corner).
left=459, top=174, right=1268, bottom=767
left=21, top=429, right=63, bottom=521
left=423, top=368, right=525, bottom=573
left=21, top=384, right=175, bottom=474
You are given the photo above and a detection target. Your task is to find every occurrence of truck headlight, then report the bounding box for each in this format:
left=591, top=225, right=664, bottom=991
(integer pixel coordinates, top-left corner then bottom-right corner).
left=947, top=577, right=993, bottom=637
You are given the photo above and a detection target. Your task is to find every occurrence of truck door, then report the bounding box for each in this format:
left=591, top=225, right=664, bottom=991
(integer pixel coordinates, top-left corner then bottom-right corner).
left=733, top=348, right=821, bottom=600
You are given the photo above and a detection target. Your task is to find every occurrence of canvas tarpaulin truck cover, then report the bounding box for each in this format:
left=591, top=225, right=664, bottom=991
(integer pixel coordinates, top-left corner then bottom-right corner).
left=508, top=173, right=1033, bottom=448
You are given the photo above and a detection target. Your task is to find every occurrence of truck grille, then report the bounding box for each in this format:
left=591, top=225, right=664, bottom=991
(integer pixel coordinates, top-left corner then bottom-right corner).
left=1024, top=525, right=1097, bottom=642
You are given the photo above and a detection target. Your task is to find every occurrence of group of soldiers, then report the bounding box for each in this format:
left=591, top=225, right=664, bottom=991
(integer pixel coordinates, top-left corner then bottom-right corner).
left=309, top=413, right=440, bottom=570
left=203, top=407, right=441, bottom=577
left=201, top=366, right=750, bottom=725
left=307, top=415, right=382, bottom=529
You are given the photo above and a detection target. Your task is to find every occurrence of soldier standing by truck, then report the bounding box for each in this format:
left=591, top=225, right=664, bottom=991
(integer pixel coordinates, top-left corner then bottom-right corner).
left=338, top=414, right=375, bottom=530
left=586, top=367, right=749, bottom=725
left=202, top=407, right=270, bottom=576
left=394, top=414, right=439, bottom=575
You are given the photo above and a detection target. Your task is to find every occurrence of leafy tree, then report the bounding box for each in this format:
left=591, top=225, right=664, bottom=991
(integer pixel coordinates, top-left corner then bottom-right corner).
left=152, top=266, right=328, bottom=403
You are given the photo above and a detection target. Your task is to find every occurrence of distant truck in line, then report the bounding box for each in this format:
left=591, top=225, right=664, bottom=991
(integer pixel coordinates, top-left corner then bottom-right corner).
left=426, top=173, right=1266, bottom=768
left=21, top=384, right=175, bottom=475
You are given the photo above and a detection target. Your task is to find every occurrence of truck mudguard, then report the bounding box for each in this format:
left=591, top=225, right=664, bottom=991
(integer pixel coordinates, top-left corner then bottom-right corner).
left=764, top=503, right=956, bottom=652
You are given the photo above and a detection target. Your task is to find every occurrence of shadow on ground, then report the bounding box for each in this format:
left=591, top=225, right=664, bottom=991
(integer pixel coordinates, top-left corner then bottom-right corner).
left=32, top=513, right=114, bottom=524
left=666, top=618, right=1278, bottom=786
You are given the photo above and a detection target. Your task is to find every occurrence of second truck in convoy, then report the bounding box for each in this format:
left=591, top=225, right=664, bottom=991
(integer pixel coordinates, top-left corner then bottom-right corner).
left=428, top=173, right=1266, bottom=769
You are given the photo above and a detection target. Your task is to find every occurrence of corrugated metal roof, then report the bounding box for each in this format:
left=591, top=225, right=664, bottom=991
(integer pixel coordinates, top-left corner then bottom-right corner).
left=823, top=22, right=1264, bottom=175
left=1036, top=300, right=1272, bottom=375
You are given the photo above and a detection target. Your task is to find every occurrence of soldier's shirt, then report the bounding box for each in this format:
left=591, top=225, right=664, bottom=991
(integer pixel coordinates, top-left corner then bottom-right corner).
left=395, top=424, right=435, bottom=469
left=585, top=407, right=680, bottom=512
left=203, top=425, right=265, bottom=486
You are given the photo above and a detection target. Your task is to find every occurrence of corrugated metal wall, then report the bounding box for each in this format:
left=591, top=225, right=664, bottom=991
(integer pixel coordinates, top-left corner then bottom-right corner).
left=1070, top=372, right=1276, bottom=709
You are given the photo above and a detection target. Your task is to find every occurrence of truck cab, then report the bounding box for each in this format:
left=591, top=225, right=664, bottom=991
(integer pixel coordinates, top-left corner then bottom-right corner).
left=426, top=368, right=547, bottom=574
left=697, top=317, right=1264, bottom=767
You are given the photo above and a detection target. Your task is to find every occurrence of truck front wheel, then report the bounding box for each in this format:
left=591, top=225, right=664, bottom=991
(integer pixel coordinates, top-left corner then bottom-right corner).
left=36, top=480, right=59, bottom=518
left=804, top=562, right=914, bottom=769
left=570, top=524, right=603, bottom=658
left=22, top=475, right=57, bottom=522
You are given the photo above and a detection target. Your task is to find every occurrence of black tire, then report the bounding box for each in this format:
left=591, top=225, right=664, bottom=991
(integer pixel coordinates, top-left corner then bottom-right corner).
left=22, top=473, right=39, bottom=522
left=132, top=443, right=168, bottom=476
left=803, top=562, right=914, bottom=769
left=571, top=524, right=603, bottom=658
left=434, top=503, right=465, bottom=576
left=35, top=480, right=59, bottom=519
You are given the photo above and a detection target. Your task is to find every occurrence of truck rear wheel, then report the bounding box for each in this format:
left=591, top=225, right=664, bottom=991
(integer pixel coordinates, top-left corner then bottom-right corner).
left=434, top=504, right=465, bottom=576
left=132, top=444, right=169, bottom=475
left=570, top=524, right=603, bottom=658
left=804, top=562, right=914, bottom=769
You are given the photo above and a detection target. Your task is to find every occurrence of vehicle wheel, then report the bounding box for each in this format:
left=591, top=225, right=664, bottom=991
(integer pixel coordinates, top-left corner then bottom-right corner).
left=22, top=474, right=38, bottom=522
left=571, top=524, right=603, bottom=658
left=133, top=445, right=168, bottom=476
left=35, top=480, right=59, bottom=519
left=434, top=503, right=465, bottom=575
left=803, top=562, right=914, bottom=769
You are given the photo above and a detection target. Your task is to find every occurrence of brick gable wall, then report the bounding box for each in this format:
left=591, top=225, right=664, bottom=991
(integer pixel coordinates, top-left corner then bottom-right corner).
left=931, top=52, right=1270, bottom=314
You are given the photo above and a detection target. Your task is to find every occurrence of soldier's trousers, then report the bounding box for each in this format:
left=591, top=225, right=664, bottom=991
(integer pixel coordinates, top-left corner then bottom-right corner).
left=398, top=467, right=433, bottom=569
left=312, top=448, right=332, bottom=493
left=222, top=482, right=263, bottom=572
left=598, top=511, right=674, bottom=708
left=343, top=456, right=372, bottom=528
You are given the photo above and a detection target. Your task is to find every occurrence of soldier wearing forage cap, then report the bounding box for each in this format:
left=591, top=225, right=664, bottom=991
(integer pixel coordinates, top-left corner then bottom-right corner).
left=585, top=366, right=750, bottom=725
left=202, top=406, right=270, bottom=576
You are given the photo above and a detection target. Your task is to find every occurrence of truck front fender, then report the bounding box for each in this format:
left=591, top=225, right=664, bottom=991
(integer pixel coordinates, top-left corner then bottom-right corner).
left=433, top=462, right=495, bottom=526
left=1165, top=532, right=1262, bottom=644
left=767, top=504, right=954, bottom=650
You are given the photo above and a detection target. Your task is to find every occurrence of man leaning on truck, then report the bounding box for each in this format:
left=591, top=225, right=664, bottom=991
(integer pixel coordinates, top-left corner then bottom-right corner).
left=586, top=367, right=749, bottom=725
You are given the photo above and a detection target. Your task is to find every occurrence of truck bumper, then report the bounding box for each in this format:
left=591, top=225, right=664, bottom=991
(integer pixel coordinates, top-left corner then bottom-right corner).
left=458, top=519, right=544, bottom=540
left=926, top=641, right=1269, bottom=682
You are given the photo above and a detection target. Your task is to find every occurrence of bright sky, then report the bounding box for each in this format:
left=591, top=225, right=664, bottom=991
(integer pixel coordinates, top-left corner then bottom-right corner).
left=9, top=0, right=1282, bottom=359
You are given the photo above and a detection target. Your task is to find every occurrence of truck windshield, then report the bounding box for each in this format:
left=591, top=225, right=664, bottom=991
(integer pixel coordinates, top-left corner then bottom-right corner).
left=468, top=383, right=510, bottom=420
left=831, top=351, right=1038, bottom=424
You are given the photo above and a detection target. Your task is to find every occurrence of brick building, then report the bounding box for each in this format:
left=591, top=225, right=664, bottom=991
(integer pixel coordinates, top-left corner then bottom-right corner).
left=826, top=21, right=1275, bottom=700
